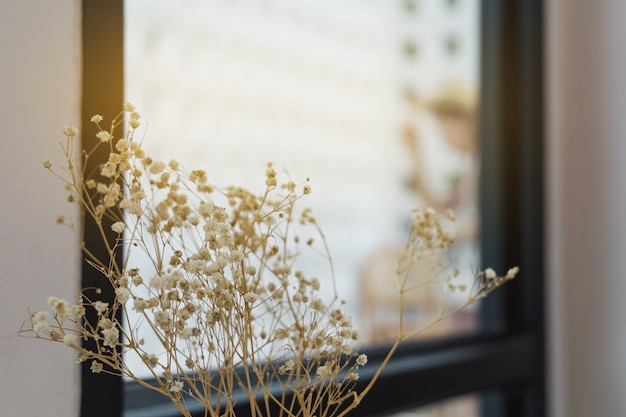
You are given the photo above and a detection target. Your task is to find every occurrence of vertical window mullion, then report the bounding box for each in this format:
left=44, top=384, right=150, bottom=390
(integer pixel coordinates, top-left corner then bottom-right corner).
left=81, top=1, right=125, bottom=416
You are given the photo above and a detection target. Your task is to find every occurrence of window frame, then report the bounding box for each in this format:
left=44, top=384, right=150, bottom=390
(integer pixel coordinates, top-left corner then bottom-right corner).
left=80, top=1, right=545, bottom=416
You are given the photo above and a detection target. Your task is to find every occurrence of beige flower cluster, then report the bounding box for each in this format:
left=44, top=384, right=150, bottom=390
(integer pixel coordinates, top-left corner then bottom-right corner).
left=22, top=105, right=517, bottom=417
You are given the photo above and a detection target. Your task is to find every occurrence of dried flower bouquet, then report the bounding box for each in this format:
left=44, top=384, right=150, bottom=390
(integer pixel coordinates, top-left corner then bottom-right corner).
left=21, top=104, right=517, bottom=417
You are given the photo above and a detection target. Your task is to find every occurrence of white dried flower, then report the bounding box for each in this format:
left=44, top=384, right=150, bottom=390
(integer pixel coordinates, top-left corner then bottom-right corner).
left=356, top=354, right=368, bottom=366
left=63, top=125, right=78, bottom=137
left=48, top=296, right=72, bottom=319
left=169, top=380, right=184, bottom=394
left=90, top=360, right=103, bottom=373
left=111, top=221, right=125, bottom=234
left=506, top=266, right=520, bottom=279
left=31, top=311, right=49, bottom=333
left=94, top=301, right=109, bottom=315
left=96, top=130, right=111, bottom=143
left=115, top=287, right=130, bottom=303
left=63, top=334, right=77, bottom=346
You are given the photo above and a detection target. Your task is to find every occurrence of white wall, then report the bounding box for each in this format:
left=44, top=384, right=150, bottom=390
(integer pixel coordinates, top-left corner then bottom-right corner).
left=0, top=1, right=81, bottom=416
left=548, top=1, right=626, bottom=416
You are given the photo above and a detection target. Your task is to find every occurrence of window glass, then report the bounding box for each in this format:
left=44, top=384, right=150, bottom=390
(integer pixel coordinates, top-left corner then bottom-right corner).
left=124, top=0, right=480, bottom=379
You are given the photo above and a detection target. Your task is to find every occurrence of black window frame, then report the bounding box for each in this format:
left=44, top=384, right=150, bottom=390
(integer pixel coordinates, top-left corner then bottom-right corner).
left=80, top=1, right=545, bottom=416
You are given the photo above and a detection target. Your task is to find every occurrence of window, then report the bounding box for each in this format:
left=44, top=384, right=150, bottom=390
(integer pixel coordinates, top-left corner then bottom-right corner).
left=80, top=1, right=544, bottom=416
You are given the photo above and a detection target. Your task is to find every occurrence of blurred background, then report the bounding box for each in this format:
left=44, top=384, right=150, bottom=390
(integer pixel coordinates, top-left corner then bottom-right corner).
left=4, top=1, right=626, bottom=417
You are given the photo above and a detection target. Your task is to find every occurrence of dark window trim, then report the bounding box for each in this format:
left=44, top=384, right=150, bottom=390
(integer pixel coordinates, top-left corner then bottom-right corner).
left=81, top=1, right=124, bottom=417
left=80, top=1, right=545, bottom=416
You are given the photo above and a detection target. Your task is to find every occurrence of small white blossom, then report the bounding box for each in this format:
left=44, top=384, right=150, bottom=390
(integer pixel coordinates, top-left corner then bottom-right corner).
left=111, top=221, right=125, bottom=234
left=115, top=138, right=129, bottom=151
left=63, top=334, right=77, bottom=346
left=31, top=310, right=49, bottom=333
left=316, top=364, right=331, bottom=378
left=506, top=266, right=520, bottom=279
left=485, top=268, right=496, bottom=279
left=144, top=353, right=158, bottom=368
left=90, top=360, right=103, bottom=373
left=115, top=287, right=130, bottom=303
left=90, top=114, right=103, bottom=123
left=102, top=326, right=119, bottom=348
left=63, top=125, right=78, bottom=137
left=149, top=161, right=166, bottom=174
left=169, top=380, right=184, bottom=394
left=96, top=130, right=111, bottom=143
left=94, top=301, right=109, bottom=315
left=244, top=292, right=258, bottom=304
left=48, top=296, right=72, bottom=318
left=356, top=354, right=368, bottom=366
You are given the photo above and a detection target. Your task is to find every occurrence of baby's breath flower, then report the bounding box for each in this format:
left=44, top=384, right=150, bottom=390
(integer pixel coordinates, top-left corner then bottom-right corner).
left=111, top=221, right=125, bottom=234
left=76, top=351, right=89, bottom=363
left=115, top=138, right=129, bottom=151
left=90, top=360, right=103, bottom=373
left=96, top=130, right=111, bottom=143
left=133, top=298, right=149, bottom=312
left=311, top=298, right=325, bottom=311
left=244, top=292, right=258, bottom=304
left=71, top=303, right=86, bottom=316
left=115, top=287, right=130, bottom=303
left=169, top=380, right=184, bottom=394
left=96, top=182, right=108, bottom=194
left=169, top=159, right=180, bottom=170
left=23, top=105, right=517, bottom=417
left=102, top=326, right=119, bottom=347
left=506, top=266, right=520, bottom=279
left=63, top=334, right=77, bottom=346
left=129, top=111, right=141, bottom=128
left=274, top=328, right=288, bottom=339
left=149, top=161, right=166, bottom=175
left=48, top=296, right=72, bottom=319
left=356, top=354, right=368, bottom=366
left=190, top=170, right=207, bottom=183
left=94, top=301, right=108, bottom=315
left=101, top=161, right=117, bottom=177
left=485, top=268, right=496, bottom=279
left=316, top=364, right=331, bottom=378
left=31, top=311, right=49, bottom=333
left=63, top=125, right=78, bottom=137
left=143, top=353, right=159, bottom=368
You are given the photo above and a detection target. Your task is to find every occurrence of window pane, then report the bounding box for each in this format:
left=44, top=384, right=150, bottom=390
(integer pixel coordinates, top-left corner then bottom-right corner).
left=124, top=0, right=480, bottom=379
